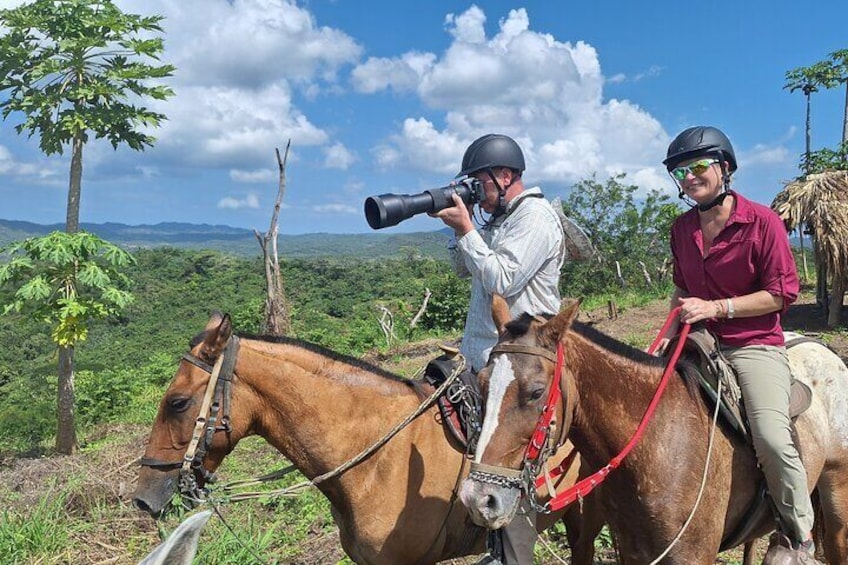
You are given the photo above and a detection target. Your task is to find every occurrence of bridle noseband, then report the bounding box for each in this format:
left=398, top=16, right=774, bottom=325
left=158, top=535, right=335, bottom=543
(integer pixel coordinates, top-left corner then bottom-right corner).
left=139, top=336, right=240, bottom=501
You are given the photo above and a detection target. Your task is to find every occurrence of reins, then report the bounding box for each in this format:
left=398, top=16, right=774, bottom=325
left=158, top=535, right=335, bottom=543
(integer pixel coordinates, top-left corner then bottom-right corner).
left=217, top=358, right=466, bottom=502
left=474, top=308, right=692, bottom=514
left=146, top=337, right=468, bottom=501
left=541, top=307, right=691, bottom=512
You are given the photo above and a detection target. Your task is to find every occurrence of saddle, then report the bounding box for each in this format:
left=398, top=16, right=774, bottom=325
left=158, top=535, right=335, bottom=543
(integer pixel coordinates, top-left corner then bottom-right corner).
left=665, top=326, right=816, bottom=551
left=666, top=327, right=813, bottom=440
left=423, top=345, right=482, bottom=452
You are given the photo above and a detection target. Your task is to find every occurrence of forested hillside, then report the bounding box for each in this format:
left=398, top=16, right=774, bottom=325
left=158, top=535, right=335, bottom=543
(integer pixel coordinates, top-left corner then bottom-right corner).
left=0, top=247, right=470, bottom=453
left=0, top=218, right=452, bottom=259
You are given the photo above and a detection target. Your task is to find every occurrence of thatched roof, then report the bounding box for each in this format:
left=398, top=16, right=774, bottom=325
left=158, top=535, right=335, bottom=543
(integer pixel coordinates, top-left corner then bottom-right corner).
left=771, top=170, right=848, bottom=279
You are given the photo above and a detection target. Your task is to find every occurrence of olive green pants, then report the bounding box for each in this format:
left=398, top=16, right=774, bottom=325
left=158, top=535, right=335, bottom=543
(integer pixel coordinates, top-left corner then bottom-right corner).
left=723, top=344, right=815, bottom=542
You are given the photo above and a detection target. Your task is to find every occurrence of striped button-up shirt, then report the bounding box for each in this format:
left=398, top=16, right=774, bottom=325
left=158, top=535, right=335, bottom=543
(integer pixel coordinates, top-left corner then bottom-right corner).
left=450, top=187, right=564, bottom=371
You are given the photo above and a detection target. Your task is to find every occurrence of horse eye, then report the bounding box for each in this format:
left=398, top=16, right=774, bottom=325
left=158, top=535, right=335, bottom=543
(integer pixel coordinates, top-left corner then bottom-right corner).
left=168, top=396, right=193, bottom=413
left=527, top=387, right=545, bottom=403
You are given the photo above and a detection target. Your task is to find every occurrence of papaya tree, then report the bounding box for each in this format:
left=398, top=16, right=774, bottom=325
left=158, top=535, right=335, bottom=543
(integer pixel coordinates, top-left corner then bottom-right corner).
left=0, top=0, right=173, bottom=454
left=0, top=0, right=175, bottom=233
left=0, top=232, right=135, bottom=453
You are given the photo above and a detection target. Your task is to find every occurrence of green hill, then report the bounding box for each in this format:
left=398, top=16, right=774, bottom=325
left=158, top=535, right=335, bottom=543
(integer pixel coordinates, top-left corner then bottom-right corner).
left=0, top=218, right=451, bottom=260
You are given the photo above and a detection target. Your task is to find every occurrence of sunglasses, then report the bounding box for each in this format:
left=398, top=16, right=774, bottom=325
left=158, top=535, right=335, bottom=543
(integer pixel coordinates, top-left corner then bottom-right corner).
left=670, top=159, right=718, bottom=181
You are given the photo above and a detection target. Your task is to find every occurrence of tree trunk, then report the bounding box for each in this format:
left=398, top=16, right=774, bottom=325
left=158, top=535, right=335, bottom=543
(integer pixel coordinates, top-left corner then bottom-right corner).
left=827, top=274, right=844, bottom=328
left=842, top=81, right=847, bottom=144
left=804, top=91, right=812, bottom=174
left=56, top=345, right=78, bottom=454
left=255, top=142, right=292, bottom=336
left=66, top=133, right=84, bottom=234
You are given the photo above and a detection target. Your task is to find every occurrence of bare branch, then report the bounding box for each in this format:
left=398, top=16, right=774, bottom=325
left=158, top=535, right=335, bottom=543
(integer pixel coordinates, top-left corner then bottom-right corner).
left=409, top=288, right=432, bottom=329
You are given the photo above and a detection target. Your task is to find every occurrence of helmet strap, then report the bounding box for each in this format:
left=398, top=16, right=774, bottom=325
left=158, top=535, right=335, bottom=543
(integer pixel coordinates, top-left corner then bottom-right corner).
left=698, top=162, right=732, bottom=211
left=696, top=190, right=729, bottom=212
left=485, top=168, right=511, bottom=218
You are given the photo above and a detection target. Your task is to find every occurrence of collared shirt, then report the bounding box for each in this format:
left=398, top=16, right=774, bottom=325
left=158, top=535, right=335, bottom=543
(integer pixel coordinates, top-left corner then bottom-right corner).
left=671, top=190, right=799, bottom=347
left=449, top=186, right=564, bottom=371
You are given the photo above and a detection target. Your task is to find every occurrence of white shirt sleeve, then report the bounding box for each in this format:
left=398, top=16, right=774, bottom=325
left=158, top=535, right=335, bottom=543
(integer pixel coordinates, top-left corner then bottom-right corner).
left=456, top=201, right=561, bottom=298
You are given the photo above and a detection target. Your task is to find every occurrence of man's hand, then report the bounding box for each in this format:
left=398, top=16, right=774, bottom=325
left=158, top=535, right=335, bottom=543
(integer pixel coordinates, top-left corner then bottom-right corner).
left=432, top=193, right=474, bottom=236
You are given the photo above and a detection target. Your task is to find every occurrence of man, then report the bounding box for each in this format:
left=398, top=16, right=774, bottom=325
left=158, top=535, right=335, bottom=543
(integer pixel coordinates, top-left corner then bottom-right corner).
left=433, top=133, right=565, bottom=565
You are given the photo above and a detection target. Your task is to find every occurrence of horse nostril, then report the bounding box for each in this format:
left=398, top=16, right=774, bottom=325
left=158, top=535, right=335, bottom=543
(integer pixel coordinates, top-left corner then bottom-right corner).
left=483, top=493, right=501, bottom=512
left=133, top=498, right=154, bottom=515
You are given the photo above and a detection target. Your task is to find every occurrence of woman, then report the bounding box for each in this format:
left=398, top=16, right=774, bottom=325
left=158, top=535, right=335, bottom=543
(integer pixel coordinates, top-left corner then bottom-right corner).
left=660, top=125, right=820, bottom=563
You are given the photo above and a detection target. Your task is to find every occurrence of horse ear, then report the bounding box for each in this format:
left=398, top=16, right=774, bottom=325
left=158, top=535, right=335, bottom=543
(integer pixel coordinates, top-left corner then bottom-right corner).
left=491, top=294, right=512, bottom=333
left=542, top=299, right=581, bottom=343
left=138, top=509, right=212, bottom=565
left=201, top=312, right=233, bottom=358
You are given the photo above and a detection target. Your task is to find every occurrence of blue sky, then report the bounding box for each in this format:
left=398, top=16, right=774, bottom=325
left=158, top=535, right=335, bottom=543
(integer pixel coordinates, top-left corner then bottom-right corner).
left=1, top=0, right=846, bottom=234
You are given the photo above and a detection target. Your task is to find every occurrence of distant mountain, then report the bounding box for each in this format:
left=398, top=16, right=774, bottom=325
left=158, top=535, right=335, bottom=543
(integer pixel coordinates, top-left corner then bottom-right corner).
left=0, top=219, right=452, bottom=260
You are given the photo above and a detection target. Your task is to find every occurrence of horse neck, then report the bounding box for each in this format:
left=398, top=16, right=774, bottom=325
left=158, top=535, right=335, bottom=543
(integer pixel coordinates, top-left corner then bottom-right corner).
left=235, top=338, right=423, bottom=478
left=564, top=332, right=670, bottom=462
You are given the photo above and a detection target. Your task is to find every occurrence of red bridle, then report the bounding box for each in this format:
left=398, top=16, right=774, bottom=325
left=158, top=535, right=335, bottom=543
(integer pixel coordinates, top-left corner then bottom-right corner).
left=482, top=308, right=690, bottom=513
left=525, top=307, right=691, bottom=512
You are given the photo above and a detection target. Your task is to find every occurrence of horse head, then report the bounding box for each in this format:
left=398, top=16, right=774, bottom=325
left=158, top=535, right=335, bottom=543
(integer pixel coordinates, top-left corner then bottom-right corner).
left=459, top=296, right=581, bottom=530
left=134, top=312, right=245, bottom=517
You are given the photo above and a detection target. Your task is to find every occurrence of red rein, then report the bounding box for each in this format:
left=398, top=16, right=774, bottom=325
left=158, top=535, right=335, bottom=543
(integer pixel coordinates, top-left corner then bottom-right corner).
left=531, top=307, right=689, bottom=512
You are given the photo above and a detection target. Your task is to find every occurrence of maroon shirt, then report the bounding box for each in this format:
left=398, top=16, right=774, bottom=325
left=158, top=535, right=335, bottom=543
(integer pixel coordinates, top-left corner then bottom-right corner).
left=671, top=190, right=799, bottom=347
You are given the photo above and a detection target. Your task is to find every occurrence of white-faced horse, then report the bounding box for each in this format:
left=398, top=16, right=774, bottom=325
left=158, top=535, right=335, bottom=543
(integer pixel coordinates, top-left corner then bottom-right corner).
left=461, top=298, right=848, bottom=564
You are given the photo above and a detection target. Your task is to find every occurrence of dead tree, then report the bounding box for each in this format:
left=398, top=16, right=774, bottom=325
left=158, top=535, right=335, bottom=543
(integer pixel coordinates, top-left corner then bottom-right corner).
left=254, top=141, right=293, bottom=336
left=376, top=305, right=397, bottom=346
left=409, top=288, right=432, bottom=329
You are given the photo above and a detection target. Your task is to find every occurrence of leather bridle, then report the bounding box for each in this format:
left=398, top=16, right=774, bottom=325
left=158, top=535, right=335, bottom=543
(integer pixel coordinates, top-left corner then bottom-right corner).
left=139, top=337, right=240, bottom=501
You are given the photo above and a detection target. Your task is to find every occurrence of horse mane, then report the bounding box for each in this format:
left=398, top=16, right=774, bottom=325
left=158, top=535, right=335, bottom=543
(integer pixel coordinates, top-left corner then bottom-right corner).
left=189, top=331, right=426, bottom=397
left=503, top=313, right=666, bottom=371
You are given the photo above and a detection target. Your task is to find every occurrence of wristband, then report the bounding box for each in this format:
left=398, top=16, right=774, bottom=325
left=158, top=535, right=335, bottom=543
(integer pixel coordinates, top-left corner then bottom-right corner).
left=726, top=298, right=735, bottom=319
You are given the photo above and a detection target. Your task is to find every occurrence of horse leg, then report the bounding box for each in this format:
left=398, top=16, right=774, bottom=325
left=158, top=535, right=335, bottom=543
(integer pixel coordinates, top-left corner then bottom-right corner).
left=817, top=466, right=848, bottom=564
left=740, top=540, right=757, bottom=565
left=562, top=494, right=605, bottom=565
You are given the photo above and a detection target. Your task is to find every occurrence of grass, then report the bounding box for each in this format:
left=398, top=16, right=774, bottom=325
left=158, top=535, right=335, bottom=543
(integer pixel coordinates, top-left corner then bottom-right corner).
left=0, top=484, right=71, bottom=561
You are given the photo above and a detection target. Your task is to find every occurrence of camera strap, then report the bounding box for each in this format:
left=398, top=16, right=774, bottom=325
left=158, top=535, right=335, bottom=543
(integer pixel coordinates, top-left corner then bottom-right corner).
left=482, top=191, right=544, bottom=229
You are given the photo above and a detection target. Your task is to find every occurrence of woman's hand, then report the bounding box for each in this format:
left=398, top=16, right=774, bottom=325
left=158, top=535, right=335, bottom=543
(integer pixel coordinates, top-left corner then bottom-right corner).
left=678, top=296, right=721, bottom=324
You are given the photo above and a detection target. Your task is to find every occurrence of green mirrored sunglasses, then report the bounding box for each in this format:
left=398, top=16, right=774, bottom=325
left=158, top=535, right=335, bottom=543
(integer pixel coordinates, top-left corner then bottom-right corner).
left=671, top=158, right=718, bottom=181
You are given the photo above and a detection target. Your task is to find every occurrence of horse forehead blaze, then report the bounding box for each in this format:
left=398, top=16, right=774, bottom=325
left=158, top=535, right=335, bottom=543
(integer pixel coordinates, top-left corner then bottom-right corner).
left=475, top=354, right=516, bottom=462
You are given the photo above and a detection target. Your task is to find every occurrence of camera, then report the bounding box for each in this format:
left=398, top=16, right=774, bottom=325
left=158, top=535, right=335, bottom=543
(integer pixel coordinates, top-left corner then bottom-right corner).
left=364, top=177, right=483, bottom=230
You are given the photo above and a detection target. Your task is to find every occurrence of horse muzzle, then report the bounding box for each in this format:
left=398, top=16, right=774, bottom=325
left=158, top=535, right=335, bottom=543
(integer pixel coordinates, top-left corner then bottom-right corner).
left=459, top=475, right=522, bottom=530
left=133, top=467, right=179, bottom=517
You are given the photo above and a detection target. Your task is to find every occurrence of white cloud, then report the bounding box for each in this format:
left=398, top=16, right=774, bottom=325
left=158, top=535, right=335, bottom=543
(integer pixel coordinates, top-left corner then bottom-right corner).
left=312, top=203, right=357, bottom=214
left=356, top=6, right=670, bottom=191
left=323, top=142, right=356, bottom=170
left=0, top=145, right=60, bottom=180
left=230, top=168, right=275, bottom=183
left=218, top=193, right=260, bottom=209
left=151, top=83, right=328, bottom=168
left=122, top=0, right=362, bottom=89
left=742, top=144, right=792, bottom=167
left=115, top=0, right=361, bottom=172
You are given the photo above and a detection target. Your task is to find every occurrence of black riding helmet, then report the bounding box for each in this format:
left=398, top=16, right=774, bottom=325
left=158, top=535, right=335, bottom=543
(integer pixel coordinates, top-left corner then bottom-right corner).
left=663, top=126, right=737, bottom=173
left=664, top=126, right=737, bottom=211
left=457, top=134, right=525, bottom=177
left=457, top=134, right=525, bottom=219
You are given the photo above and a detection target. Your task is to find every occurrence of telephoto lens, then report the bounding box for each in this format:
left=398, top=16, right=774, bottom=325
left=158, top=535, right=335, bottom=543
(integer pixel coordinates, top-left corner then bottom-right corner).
left=364, top=179, right=481, bottom=229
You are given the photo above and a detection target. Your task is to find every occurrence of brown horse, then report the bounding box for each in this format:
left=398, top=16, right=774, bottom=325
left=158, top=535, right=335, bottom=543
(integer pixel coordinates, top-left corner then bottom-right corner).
left=133, top=312, right=603, bottom=564
left=460, top=298, right=848, bottom=564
